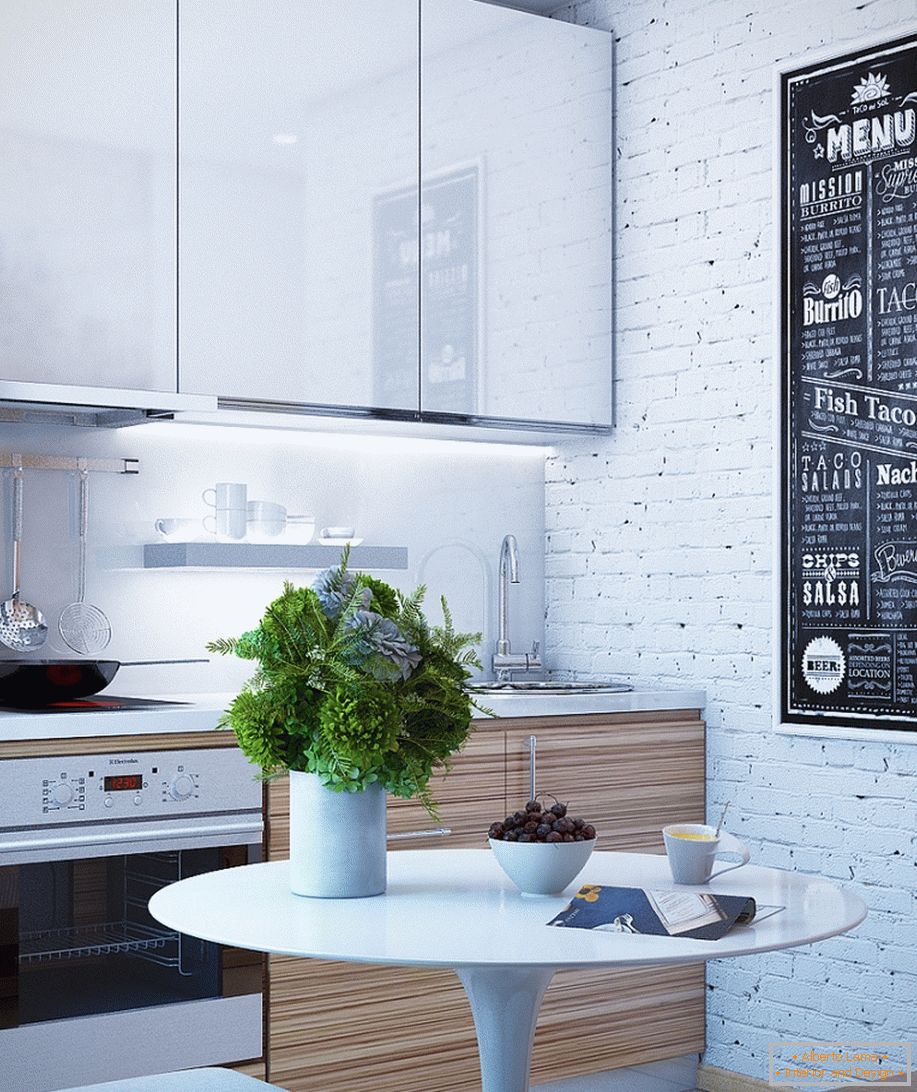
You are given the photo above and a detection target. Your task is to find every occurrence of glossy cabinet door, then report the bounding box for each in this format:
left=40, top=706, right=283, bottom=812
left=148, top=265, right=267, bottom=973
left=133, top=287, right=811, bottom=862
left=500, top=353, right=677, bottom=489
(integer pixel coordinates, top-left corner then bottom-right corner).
left=0, top=0, right=177, bottom=392
left=421, top=2, right=613, bottom=426
left=178, top=1, right=420, bottom=413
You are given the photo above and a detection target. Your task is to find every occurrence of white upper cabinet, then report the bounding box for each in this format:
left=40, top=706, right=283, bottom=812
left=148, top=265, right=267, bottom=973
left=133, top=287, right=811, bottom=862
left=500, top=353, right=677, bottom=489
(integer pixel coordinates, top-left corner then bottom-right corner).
left=179, top=1, right=612, bottom=431
left=178, top=1, right=421, bottom=412
left=0, top=0, right=177, bottom=393
left=2, top=2, right=611, bottom=428
left=420, top=1, right=613, bottom=427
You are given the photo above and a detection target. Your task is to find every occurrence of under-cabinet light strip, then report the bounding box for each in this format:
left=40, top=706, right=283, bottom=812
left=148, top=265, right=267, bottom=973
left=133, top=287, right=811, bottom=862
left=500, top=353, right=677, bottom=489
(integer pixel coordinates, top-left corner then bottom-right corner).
left=0, top=454, right=139, bottom=474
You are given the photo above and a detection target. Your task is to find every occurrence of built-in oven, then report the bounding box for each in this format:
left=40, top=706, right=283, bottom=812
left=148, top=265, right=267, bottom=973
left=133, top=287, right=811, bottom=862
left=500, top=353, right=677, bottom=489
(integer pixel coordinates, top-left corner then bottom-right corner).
left=0, top=746, right=264, bottom=1092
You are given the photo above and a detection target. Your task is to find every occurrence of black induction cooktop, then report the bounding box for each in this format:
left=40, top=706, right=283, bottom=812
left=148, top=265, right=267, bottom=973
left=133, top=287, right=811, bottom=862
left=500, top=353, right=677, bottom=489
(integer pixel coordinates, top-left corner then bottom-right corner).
left=0, top=695, right=190, bottom=713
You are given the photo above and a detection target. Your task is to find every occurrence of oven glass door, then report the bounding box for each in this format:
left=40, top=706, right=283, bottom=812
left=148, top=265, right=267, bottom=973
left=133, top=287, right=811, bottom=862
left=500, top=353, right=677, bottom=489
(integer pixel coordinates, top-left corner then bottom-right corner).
left=0, top=843, right=262, bottom=1030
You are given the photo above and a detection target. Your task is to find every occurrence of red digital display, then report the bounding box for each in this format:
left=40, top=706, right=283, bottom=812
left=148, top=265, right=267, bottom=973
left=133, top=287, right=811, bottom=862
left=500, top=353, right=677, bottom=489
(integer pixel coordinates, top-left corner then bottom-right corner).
left=103, top=774, right=143, bottom=792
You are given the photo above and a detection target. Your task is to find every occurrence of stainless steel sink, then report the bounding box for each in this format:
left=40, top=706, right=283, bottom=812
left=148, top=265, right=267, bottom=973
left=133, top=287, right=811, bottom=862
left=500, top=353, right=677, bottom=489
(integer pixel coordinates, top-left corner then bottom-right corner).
left=469, top=681, right=633, bottom=695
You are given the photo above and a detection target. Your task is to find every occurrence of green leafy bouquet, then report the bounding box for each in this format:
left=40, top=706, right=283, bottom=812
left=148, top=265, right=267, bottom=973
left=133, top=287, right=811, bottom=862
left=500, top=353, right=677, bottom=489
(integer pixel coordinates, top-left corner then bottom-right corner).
left=208, top=548, right=482, bottom=814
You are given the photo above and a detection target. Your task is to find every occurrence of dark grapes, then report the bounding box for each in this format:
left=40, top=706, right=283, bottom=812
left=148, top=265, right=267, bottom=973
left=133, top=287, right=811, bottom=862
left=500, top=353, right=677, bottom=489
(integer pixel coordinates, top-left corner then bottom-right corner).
left=488, top=799, right=597, bottom=844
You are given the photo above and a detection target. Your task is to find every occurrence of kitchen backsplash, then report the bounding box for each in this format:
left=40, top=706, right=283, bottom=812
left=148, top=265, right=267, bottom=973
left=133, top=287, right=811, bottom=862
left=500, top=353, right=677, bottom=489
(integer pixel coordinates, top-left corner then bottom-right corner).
left=0, top=420, right=545, bottom=697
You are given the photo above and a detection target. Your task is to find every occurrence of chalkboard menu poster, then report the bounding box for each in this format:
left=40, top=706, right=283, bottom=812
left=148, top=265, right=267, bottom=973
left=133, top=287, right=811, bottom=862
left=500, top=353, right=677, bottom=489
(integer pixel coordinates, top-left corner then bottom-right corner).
left=780, top=33, right=917, bottom=732
left=373, top=165, right=479, bottom=414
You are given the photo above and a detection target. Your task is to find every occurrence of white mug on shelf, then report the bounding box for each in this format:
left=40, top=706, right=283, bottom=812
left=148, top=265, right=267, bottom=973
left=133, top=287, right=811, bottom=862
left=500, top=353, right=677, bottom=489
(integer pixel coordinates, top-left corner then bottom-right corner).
left=154, top=517, right=198, bottom=540
left=203, top=482, right=248, bottom=540
left=203, top=482, right=247, bottom=510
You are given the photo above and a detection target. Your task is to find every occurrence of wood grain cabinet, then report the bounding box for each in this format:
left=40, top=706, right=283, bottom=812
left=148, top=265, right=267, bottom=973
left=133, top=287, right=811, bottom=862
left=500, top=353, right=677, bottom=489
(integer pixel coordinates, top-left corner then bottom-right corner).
left=265, top=709, right=706, bottom=1090
left=264, top=731, right=505, bottom=1090
left=505, top=711, right=707, bottom=1085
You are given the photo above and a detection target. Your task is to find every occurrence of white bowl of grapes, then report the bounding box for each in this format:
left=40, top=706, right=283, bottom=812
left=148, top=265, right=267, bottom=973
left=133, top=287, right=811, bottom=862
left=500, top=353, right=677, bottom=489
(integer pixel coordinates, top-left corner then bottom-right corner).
left=488, top=798, right=596, bottom=896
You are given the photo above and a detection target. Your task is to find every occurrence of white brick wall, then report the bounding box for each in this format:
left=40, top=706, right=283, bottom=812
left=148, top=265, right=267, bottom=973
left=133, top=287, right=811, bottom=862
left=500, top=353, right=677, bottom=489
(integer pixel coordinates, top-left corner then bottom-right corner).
left=547, top=0, right=917, bottom=1080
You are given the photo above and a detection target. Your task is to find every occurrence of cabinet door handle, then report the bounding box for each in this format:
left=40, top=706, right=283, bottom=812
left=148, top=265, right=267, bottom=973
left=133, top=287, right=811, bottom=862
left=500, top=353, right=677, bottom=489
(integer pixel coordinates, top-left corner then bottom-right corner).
left=387, top=827, right=453, bottom=841
left=529, top=734, right=537, bottom=801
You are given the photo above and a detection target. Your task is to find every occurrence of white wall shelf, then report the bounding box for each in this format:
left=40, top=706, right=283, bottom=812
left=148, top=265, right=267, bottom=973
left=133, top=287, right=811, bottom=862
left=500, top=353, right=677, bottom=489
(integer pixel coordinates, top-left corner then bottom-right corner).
left=142, top=543, right=408, bottom=571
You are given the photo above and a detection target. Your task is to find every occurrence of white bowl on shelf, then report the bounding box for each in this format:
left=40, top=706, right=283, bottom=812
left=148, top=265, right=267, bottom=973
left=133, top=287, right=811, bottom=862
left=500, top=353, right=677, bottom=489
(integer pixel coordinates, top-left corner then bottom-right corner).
left=318, top=526, right=363, bottom=546
left=489, top=836, right=595, bottom=896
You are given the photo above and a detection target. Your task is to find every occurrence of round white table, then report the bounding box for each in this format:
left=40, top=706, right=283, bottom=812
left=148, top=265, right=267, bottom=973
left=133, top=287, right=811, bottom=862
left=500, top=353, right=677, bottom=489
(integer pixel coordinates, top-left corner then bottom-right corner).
left=149, top=850, right=867, bottom=1092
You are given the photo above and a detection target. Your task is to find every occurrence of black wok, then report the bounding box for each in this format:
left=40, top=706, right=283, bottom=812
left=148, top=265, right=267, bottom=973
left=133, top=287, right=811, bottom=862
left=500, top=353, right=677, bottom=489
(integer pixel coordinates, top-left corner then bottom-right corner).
left=0, top=659, right=207, bottom=706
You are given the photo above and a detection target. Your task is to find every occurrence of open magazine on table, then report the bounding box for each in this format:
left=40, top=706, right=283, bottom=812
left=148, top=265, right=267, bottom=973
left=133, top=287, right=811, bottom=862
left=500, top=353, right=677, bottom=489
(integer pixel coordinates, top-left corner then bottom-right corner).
left=547, top=884, right=784, bottom=941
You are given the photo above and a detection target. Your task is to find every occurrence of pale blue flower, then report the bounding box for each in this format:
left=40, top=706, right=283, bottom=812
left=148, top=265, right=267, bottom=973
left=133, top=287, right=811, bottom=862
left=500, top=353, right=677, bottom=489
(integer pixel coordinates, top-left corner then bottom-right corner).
left=313, top=566, right=366, bottom=619
left=347, top=610, right=421, bottom=681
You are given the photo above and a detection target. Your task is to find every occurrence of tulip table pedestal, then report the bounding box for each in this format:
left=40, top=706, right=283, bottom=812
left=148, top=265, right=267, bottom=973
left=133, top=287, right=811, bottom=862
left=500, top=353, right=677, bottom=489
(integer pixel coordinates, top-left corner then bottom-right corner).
left=149, top=849, right=866, bottom=1092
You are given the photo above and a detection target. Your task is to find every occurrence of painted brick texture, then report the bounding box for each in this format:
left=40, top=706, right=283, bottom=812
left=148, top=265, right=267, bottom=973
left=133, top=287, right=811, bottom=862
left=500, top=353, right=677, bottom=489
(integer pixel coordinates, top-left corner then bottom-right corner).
left=547, top=0, right=916, bottom=1080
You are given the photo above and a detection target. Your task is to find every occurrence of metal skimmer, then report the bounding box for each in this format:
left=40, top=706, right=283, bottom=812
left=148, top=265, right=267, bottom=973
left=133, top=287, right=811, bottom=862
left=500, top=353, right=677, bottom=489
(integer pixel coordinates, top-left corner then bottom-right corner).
left=59, top=469, right=111, bottom=655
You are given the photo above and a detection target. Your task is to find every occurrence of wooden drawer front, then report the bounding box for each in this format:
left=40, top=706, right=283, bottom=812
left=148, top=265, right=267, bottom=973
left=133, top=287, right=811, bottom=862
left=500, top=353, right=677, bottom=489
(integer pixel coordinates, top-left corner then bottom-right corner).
left=505, top=715, right=705, bottom=851
left=266, top=777, right=291, bottom=861
left=267, top=729, right=505, bottom=860
left=531, top=964, right=706, bottom=1082
left=268, top=957, right=481, bottom=1091
left=266, top=960, right=704, bottom=1092
left=387, top=728, right=505, bottom=848
left=0, top=731, right=239, bottom=759
left=226, top=1061, right=266, bottom=1081
left=262, top=712, right=707, bottom=1089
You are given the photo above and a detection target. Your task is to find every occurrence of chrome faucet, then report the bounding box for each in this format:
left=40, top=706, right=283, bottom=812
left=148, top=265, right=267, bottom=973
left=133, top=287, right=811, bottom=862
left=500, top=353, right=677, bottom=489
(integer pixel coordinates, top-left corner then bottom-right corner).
left=493, top=534, right=542, bottom=681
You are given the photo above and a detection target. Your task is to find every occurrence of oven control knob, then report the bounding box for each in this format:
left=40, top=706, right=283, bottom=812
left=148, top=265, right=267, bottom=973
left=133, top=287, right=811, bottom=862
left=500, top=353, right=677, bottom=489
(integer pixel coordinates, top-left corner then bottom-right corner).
left=50, top=782, right=74, bottom=807
left=168, top=774, right=195, bottom=801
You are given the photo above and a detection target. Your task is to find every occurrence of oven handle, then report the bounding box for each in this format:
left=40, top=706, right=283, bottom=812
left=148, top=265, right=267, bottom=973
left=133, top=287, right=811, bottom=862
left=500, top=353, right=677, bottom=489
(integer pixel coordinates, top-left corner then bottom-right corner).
left=1, top=818, right=264, bottom=857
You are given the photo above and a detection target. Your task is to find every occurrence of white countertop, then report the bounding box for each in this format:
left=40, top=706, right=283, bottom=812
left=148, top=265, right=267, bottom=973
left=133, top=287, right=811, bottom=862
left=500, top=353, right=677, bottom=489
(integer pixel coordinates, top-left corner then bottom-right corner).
left=0, top=693, right=232, bottom=742
left=0, top=688, right=705, bottom=742
left=471, top=687, right=705, bottom=720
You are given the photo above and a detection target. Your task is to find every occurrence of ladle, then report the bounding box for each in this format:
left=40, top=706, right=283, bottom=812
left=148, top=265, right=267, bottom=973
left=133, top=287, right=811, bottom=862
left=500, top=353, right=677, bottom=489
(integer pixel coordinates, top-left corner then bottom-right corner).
left=0, top=465, right=48, bottom=652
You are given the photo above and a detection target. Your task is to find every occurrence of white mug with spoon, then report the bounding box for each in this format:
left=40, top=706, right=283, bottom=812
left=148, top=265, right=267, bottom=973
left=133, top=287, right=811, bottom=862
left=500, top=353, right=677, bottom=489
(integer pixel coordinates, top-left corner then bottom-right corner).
left=662, top=821, right=750, bottom=885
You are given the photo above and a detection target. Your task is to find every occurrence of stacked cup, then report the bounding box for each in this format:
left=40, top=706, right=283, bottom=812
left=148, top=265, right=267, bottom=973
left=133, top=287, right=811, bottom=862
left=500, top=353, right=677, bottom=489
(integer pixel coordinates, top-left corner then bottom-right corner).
left=203, top=483, right=247, bottom=540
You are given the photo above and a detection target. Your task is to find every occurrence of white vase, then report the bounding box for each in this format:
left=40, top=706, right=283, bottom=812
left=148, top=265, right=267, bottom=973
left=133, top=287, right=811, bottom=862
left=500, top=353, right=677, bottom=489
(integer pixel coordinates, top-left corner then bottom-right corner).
left=288, top=770, right=387, bottom=898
